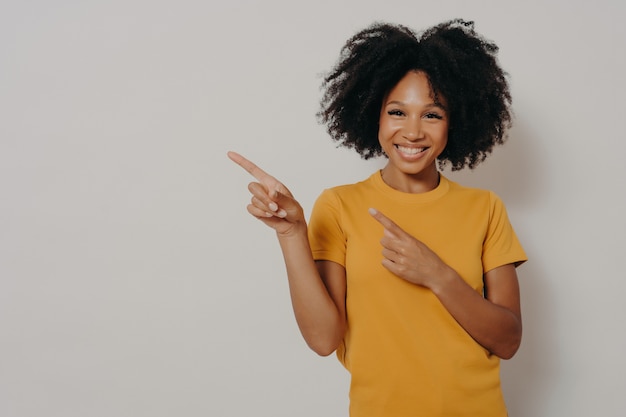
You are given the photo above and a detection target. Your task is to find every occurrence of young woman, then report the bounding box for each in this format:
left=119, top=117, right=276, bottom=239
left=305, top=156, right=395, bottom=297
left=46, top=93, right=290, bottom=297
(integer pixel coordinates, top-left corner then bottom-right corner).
left=228, top=19, right=526, bottom=417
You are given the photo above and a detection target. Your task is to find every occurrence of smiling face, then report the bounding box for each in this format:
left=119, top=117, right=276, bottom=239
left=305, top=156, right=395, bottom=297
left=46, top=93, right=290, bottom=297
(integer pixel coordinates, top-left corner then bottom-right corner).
left=378, top=71, right=449, bottom=193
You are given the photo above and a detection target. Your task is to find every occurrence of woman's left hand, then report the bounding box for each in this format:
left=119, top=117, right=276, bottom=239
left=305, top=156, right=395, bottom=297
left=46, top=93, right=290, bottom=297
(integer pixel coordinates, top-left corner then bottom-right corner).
left=369, top=208, right=450, bottom=289
left=370, top=207, right=523, bottom=358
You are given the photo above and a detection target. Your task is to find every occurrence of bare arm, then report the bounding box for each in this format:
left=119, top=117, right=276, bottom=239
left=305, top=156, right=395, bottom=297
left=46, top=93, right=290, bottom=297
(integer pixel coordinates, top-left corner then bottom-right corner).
left=227, top=151, right=346, bottom=355
left=431, top=263, right=521, bottom=359
left=369, top=208, right=522, bottom=359
left=278, top=233, right=347, bottom=355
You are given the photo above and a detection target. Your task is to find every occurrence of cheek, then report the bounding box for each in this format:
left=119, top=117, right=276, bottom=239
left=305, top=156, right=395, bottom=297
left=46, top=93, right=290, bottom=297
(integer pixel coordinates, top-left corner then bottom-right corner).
left=377, top=126, right=395, bottom=153
left=433, top=124, right=449, bottom=143
left=377, top=118, right=396, bottom=141
left=377, top=125, right=393, bottom=156
left=440, top=131, right=449, bottom=146
left=377, top=121, right=386, bottom=142
left=435, top=131, right=449, bottom=155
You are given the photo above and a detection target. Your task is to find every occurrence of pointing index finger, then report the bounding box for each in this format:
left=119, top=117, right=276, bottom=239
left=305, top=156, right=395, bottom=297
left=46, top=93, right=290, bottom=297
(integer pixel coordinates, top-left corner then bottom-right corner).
left=369, top=208, right=403, bottom=237
left=227, top=151, right=272, bottom=182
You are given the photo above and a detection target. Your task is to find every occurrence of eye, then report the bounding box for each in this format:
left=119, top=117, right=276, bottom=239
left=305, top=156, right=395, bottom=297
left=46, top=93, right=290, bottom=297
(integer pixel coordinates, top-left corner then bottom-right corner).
left=424, top=112, right=444, bottom=120
left=387, top=109, right=405, bottom=117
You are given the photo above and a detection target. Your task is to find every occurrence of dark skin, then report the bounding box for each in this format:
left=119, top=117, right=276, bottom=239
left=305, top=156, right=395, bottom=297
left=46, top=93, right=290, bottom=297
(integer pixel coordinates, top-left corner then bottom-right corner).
left=227, top=70, right=522, bottom=359
left=227, top=151, right=345, bottom=355
left=370, top=208, right=522, bottom=359
left=228, top=151, right=522, bottom=359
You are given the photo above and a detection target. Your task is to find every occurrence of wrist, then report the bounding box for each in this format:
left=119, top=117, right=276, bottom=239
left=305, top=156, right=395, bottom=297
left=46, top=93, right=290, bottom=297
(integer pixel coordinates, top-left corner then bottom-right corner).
left=429, top=265, right=459, bottom=296
left=276, top=222, right=308, bottom=240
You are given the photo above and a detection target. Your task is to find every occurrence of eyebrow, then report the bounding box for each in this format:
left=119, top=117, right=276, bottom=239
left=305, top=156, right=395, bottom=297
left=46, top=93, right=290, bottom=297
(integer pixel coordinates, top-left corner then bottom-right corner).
left=385, top=100, right=447, bottom=111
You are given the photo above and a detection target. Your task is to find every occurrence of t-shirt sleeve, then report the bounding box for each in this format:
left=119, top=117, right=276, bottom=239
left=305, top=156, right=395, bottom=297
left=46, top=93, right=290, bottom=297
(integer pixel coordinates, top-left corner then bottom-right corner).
left=308, top=189, right=347, bottom=266
left=482, top=191, right=527, bottom=272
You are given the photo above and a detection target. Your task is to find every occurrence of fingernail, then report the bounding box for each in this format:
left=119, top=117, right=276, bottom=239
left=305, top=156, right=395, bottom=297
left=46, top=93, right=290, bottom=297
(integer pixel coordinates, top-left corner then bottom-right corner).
left=269, top=202, right=278, bottom=212
left=276, top=209, right=287, bottom=218
left=368, top=208, right=377, bottom=215
left=264, top=212, right=273, bottom=217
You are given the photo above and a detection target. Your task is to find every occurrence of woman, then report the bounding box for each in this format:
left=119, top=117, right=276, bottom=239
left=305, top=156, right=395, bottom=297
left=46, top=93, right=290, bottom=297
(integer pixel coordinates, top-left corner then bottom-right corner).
left=228, top=19, right=526, bottom=417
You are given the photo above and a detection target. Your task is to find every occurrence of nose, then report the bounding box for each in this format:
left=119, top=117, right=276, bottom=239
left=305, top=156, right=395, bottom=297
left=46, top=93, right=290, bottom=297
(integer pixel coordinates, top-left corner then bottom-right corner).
left=403, top=116, right=423, bottom=141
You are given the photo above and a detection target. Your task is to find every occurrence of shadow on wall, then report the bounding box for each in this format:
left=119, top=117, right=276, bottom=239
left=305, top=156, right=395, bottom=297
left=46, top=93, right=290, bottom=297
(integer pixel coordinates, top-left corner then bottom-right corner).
left=444, top=121, right=543, bottom=208
left=446, top=121, right=556, bottom=417
left=502, top=260, right=556, bottom=417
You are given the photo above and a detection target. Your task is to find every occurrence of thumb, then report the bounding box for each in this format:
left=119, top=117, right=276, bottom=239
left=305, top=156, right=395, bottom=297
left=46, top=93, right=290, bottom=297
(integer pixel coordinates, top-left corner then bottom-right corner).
left=271, top=183, right=295, bottom=201
left=272, top=187, right=302, bottom=219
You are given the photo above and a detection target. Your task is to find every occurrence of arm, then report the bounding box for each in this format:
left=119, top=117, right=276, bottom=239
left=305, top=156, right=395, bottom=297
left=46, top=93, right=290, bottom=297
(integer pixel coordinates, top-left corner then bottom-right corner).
left=431, top=263, right=521, bottom=359
left=278, top=231, right=347, bottom=355
left=228, top=152, right=346, bottom=355
left=369, top=208, right=522, bottom=359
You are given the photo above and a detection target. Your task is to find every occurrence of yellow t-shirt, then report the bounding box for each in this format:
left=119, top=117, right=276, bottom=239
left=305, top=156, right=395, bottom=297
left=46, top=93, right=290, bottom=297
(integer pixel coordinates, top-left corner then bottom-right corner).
left=308, top=171, right=527, bottom=417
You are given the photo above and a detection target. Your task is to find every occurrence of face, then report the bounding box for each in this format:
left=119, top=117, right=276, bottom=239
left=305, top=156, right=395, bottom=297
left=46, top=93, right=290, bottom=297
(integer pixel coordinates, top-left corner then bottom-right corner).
left=378, top=71, right=449, bottom=191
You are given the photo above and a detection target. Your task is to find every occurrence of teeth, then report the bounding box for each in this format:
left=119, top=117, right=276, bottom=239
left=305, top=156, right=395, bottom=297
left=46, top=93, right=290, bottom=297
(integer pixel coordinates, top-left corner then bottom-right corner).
left=396, top=145, right=425, bottom=155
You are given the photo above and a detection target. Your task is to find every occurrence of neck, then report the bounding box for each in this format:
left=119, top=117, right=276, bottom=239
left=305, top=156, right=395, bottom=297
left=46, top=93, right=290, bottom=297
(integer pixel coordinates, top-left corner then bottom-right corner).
left=380, top=165, right=440, bottom=194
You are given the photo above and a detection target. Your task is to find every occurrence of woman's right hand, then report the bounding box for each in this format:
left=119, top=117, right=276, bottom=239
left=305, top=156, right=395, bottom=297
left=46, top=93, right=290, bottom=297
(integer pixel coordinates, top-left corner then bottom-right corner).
left=227, top=151, right=305, bottom=236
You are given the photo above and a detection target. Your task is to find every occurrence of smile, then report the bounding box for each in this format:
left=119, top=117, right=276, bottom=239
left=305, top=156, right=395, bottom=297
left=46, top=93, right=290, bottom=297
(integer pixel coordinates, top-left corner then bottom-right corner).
left=395, top=145, right=427, bottom=155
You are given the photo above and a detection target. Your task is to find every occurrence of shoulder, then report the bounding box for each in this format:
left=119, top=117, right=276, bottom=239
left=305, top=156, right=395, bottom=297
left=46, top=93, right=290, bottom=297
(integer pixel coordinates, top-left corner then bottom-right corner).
left=316, top=172, right=379, bottom=201
left=444, top=176, right=495, bottom=201
left=310, top=173, right=379, bottom=223
left=443, top=176, right=508, bottom=215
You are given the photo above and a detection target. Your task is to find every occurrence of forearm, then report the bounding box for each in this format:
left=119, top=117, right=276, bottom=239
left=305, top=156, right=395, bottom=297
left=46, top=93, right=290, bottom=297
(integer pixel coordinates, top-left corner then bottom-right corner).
left=431, top=267, right=522, bottom=359
left=277, top=228, right=345, bottom=356
left=227, top=152, right=346, bottom=355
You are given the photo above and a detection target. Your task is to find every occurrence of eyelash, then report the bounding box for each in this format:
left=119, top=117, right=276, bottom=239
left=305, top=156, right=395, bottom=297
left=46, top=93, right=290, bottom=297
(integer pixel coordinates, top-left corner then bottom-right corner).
left=387, top=110, right=444, bottom=120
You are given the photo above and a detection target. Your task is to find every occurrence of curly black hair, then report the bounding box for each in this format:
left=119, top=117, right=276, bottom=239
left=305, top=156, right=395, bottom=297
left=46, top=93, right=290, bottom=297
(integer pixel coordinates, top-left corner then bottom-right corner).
left=318, top=19, right=512, bottom=170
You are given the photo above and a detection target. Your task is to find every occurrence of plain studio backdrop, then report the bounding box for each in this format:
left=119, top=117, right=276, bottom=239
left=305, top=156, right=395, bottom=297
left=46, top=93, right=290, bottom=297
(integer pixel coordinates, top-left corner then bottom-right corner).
left=1, top=1, right=625, bottom=416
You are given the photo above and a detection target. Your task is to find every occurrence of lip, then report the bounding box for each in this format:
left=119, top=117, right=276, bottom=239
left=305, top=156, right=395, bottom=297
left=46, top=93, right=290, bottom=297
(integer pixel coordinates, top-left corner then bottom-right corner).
left=394, top=144, right=428, bottom=161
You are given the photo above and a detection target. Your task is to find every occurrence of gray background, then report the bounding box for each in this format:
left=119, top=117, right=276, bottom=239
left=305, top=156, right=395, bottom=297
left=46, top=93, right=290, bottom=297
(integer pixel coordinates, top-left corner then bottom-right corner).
left=1, top=0, right=625, bottom=416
